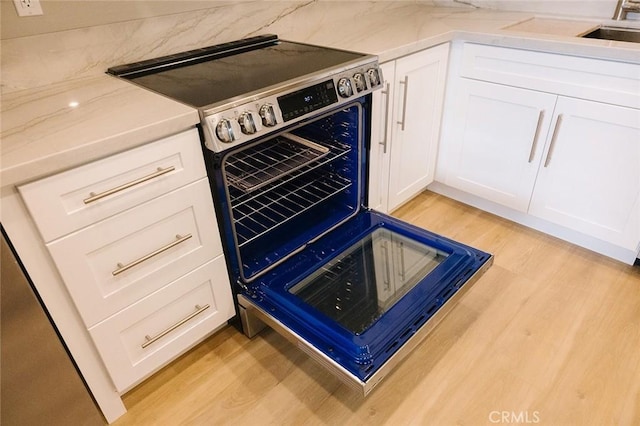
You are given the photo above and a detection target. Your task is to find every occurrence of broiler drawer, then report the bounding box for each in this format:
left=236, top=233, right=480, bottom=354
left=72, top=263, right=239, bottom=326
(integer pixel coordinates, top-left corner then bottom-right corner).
left=18, top=128, right=206, bottom=242
left=89, top=256, right=234, bottom=392
left=46, top=178, right=222, bottom=327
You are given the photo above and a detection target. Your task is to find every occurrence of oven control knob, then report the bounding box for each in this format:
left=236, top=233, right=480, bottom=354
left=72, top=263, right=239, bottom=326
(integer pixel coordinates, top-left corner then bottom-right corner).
left=259, top=104, right=277, bottom=127
left=353, top=73, right=367, bottom=92
left=367, top=68, right=381, bottom=86
left=239, top=111, right=257, bottom=134
left=215, top=118, right=236, bottom=143
left=337, top=77, right=353, bottom=98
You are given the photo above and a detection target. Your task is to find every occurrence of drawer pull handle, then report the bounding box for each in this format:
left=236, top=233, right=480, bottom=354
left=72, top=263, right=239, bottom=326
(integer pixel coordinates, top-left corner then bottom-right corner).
left=544, top=114, right=563, bottom=168
left=528, top=110, right=545, bottom=163
left=112, top=233, right=192, bottom=276
left=83, top=166, right=176, bottom=204
left=397, top=76, right=409, bottom=131
left=141, top=304, right=210, bottom=349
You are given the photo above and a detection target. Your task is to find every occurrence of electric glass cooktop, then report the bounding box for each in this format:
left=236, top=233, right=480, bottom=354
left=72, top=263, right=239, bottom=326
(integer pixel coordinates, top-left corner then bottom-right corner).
left=108, top=35, right=365, bottom=108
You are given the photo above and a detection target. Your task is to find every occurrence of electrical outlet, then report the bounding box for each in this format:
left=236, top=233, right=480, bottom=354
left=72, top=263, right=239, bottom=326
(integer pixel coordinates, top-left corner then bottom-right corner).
left=13, top=0, right=43, bottom=17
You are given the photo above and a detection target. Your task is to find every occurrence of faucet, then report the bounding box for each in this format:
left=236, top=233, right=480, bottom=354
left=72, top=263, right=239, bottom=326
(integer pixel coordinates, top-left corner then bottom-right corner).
left=613, top=0, right=640, bottom=20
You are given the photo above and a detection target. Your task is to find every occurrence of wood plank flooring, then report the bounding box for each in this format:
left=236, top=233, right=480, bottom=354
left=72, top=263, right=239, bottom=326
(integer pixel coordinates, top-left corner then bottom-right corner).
left=114, top=191, right=640, bottom=425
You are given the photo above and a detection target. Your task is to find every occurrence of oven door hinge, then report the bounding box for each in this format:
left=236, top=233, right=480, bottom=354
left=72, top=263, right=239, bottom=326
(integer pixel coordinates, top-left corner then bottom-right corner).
left=236, top=278, right=250, bottom=293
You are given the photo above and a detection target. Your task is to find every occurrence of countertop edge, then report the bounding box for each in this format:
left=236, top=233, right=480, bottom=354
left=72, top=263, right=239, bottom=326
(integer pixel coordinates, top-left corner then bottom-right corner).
left=0, top=109, right=200, bottom=192
left=375, top=27, right=640, bottom=65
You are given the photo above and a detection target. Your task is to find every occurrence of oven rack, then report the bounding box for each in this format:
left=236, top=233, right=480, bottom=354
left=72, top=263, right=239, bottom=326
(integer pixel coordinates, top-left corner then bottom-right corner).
left=225, top=134, right=330, bottom=193
left=232, top=172, right=352, bottom=247
left=228, top=139, right=351, bottom=207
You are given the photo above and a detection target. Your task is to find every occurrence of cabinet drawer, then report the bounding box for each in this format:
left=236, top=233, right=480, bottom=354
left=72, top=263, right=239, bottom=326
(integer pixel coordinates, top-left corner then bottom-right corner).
left=459, top=43, right=640, bottom=109
left=89, top=257, right=234, bottom=392
left=47, top=179, right=222, bottom=327
left=18, top=128, right=206, bottom=242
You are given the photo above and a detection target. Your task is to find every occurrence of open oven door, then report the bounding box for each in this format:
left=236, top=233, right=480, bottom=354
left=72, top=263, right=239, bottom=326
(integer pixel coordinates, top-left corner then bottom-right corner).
left=237, top=209, right=492, bottom=396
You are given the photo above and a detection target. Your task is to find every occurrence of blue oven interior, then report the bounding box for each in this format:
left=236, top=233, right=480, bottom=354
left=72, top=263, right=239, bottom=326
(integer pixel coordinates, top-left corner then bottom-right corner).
left=214, top=99, right=367, bottom=283
left=206, top=94, right=491, bottom=384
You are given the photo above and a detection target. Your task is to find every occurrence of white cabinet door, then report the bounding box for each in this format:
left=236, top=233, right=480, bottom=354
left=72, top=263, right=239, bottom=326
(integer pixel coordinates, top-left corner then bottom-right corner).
left=388, top=45, right=449, bottom=211
left=368, top=61, right=396, bottom=213
left=529, top=97, right=640, bottom=251
left=442, top=79, right=557, bottom=211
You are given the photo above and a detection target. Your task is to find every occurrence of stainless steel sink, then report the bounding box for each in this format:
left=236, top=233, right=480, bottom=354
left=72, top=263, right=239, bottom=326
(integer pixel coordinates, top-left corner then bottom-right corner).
left=582, top=26, right=640, bottom=43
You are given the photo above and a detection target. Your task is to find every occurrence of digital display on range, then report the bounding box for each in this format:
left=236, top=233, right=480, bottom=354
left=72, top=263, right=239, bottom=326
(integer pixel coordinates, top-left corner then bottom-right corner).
left=277, top=80, right=338, bottom=122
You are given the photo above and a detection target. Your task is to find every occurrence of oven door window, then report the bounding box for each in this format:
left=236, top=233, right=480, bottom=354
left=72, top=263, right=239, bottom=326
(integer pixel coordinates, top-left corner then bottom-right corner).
left=289, top=228, right=448, bottom=335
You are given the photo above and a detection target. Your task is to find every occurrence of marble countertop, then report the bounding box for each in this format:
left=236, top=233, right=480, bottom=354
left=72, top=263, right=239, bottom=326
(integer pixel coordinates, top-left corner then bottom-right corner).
left=2, top=4, right=639, bottom=191
left=259, top=3, right=640, bottom=64
left=0, top=77, right=198, bottom=191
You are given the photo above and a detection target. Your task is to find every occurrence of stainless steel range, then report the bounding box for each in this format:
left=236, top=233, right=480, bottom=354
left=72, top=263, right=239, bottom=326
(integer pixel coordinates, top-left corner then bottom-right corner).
left=108, top=34, right=380, bottom=154
left=108, top=35, right=492, bottom=395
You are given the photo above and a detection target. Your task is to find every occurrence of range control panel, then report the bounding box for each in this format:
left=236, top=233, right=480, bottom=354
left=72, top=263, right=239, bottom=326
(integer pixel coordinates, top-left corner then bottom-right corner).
left=202, top=62, right=382, bottom=153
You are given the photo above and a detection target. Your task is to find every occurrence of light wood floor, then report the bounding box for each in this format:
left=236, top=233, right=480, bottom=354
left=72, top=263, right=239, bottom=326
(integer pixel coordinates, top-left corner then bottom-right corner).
left=114, top=191, right=640, bottom=426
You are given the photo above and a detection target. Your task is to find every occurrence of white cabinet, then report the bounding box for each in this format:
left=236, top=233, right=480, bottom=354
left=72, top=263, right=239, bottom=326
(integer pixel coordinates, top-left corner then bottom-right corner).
left=369, top=44, right=449, bottom=213
left=18, top=129, right=234, bottom=391
left=443, top=81, right=640, bottom=251
left=369, top=61, right=395, bottom=212
left=46, top=179, right=224, bottom=327
left=438, top=42, right=640, bottom=263
left=443, top=79, right=556, bottom=211
left=529, top=97, right=640, bottom=252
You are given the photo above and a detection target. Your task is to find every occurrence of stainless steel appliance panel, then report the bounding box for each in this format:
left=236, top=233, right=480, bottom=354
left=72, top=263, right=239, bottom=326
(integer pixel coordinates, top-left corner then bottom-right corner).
left=1, top=228, right=104, bottom=426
